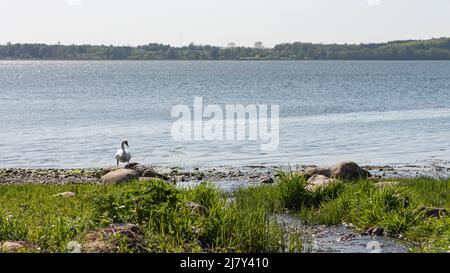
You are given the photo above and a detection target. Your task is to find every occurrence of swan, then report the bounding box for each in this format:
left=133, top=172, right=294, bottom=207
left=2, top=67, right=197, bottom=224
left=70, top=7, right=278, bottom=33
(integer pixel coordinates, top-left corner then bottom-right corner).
left=115, top=139, right=131, bottom=166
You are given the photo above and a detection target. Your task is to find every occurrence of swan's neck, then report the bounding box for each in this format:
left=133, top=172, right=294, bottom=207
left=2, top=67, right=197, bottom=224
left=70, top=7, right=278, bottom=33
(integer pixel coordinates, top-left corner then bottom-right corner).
left=121, top=142, right=126, bottom=152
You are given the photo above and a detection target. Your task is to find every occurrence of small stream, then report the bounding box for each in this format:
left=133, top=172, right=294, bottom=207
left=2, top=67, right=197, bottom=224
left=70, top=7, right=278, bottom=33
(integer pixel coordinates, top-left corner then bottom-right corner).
left=281, top=213, right=407, bottom=253
left=176, top=178, right=409, bottom=253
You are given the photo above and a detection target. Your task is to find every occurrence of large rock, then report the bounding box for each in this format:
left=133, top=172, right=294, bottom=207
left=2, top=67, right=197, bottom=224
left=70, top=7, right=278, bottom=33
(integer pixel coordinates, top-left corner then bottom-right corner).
left=101, top=169, right=138, bottom=184
left=99, top=167, right=122, bottom=176
left=303, top=166, right=331, bottom=179
left=123, top=162, right=140, bottom=169
left=124, top=163, right=147, bottom=176
left=330, top=161, right=371, bottom=181
left=306, top=174, right=335, bottom=192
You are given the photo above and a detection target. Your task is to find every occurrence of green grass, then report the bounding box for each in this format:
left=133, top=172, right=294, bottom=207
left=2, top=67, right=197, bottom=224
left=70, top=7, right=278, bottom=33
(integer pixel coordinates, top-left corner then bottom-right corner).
left=0, top=180, right=302, bottom=253
left=233, top=173, right=449, bottom=252
left=1, top=174, right=448, bottom=253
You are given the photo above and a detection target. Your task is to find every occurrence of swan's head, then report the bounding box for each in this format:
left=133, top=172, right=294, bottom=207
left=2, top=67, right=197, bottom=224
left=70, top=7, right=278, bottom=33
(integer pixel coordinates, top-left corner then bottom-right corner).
left=122, top=139, right=129, bottom=147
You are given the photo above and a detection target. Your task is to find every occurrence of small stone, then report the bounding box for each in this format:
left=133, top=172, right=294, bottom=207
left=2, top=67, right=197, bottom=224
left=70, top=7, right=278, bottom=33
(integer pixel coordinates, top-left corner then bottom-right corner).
left=340, top=233, right=356, bottom=241
left=372, top=227, right=384, bottom=236
left=418, top=207, right=448, bottom=218
left=54, top=192, right=76, bottom=197
left=374, top=181, right=400, bottom=188
left=186, top=202, right=208, bottom=216
left=141, top=169, right=169, bottom=180
left=259, top=176, right=274, bottom=184
left=2, top=242, right=24, bottom=252
left=363, top=227, right=375, bottom=236
left=67, top=241, right=82, bottom=253
left=193, top=172, right=204, bottom=181
left=80, top=223, right=144, bottom=253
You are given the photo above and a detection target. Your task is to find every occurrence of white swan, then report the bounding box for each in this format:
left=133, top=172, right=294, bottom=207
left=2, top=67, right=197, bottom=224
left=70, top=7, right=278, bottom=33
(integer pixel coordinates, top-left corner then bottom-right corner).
left=115, top=139, right=131, bottom=166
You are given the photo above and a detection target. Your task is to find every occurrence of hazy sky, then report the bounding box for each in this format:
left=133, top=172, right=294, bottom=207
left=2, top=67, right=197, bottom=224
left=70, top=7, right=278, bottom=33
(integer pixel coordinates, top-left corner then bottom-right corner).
left=2, top=0, right=450, bottom=47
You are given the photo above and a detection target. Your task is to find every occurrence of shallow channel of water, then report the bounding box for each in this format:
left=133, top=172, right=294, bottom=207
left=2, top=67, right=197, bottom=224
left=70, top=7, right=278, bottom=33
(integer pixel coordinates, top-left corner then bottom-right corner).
left=176, top=177, right=409, bottom=253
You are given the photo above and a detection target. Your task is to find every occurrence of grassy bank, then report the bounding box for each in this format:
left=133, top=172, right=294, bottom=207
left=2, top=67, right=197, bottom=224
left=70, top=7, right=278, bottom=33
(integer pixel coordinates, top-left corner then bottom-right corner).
left=0, top=174, right=448, bottom=253
left=236, top=173, right=450, bottom=253
left=0, top=179, right=301, bottom=253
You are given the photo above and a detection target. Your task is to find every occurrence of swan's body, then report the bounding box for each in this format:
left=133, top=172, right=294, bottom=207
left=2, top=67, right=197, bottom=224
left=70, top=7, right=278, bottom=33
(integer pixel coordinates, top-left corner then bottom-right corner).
left=115, top=139, right=131, bottom=166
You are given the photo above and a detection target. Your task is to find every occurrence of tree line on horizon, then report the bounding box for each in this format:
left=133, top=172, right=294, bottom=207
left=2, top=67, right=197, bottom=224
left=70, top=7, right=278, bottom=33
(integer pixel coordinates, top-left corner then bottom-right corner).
left=1, top=38, right=450, bottom=60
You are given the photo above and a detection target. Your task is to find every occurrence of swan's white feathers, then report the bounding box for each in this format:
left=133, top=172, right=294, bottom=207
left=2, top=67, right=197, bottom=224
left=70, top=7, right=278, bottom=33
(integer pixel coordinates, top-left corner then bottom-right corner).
left=115, top=140, right=131, bottom=165
left=115, top=148, right=131, bottom=163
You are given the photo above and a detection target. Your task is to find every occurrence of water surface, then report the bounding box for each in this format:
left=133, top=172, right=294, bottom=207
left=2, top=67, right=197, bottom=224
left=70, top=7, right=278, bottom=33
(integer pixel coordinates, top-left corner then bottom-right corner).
left=1, top=61, right=449, bottom=168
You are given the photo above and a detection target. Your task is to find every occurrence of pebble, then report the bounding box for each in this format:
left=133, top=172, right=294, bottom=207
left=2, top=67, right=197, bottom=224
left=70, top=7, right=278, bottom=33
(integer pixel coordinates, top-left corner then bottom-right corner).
left=2, top=242, right=25, bottom=252
left=54, top=192, right=76, bottom=197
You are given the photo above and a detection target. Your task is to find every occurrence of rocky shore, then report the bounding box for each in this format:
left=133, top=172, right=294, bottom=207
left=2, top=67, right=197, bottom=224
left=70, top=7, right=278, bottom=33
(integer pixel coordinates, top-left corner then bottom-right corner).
left=0, top=161, right=448, bottom=253
left=0, top=165, right=273, bottom=185
left=1, top=161, right=449, bottom=185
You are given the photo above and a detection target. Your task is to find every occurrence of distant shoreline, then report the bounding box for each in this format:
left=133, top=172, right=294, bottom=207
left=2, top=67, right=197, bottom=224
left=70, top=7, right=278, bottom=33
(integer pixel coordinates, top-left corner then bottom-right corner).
left=2, top=37, right=450, bottom=61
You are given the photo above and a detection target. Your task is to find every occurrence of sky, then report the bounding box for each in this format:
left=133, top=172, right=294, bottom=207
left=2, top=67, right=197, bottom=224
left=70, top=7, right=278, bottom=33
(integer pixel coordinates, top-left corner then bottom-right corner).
left=1, top=0, right=450, bottom=47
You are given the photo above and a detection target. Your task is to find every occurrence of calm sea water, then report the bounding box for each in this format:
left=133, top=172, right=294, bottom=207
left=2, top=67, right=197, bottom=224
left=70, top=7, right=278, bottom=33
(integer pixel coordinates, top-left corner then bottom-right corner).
left=0, top=60, right=449, bottom=168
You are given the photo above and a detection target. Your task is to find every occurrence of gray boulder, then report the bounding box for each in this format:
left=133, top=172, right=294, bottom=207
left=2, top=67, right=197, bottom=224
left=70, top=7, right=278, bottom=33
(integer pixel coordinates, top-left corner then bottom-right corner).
left=306, top=174, right=335, bottom=192
left=101, top=169, right=138, bottom=184
left=303, top=166, right=331, bottom=179
left=330, top=161, right=371, bottom=181
left=124, top=163, right=147, bottom=176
